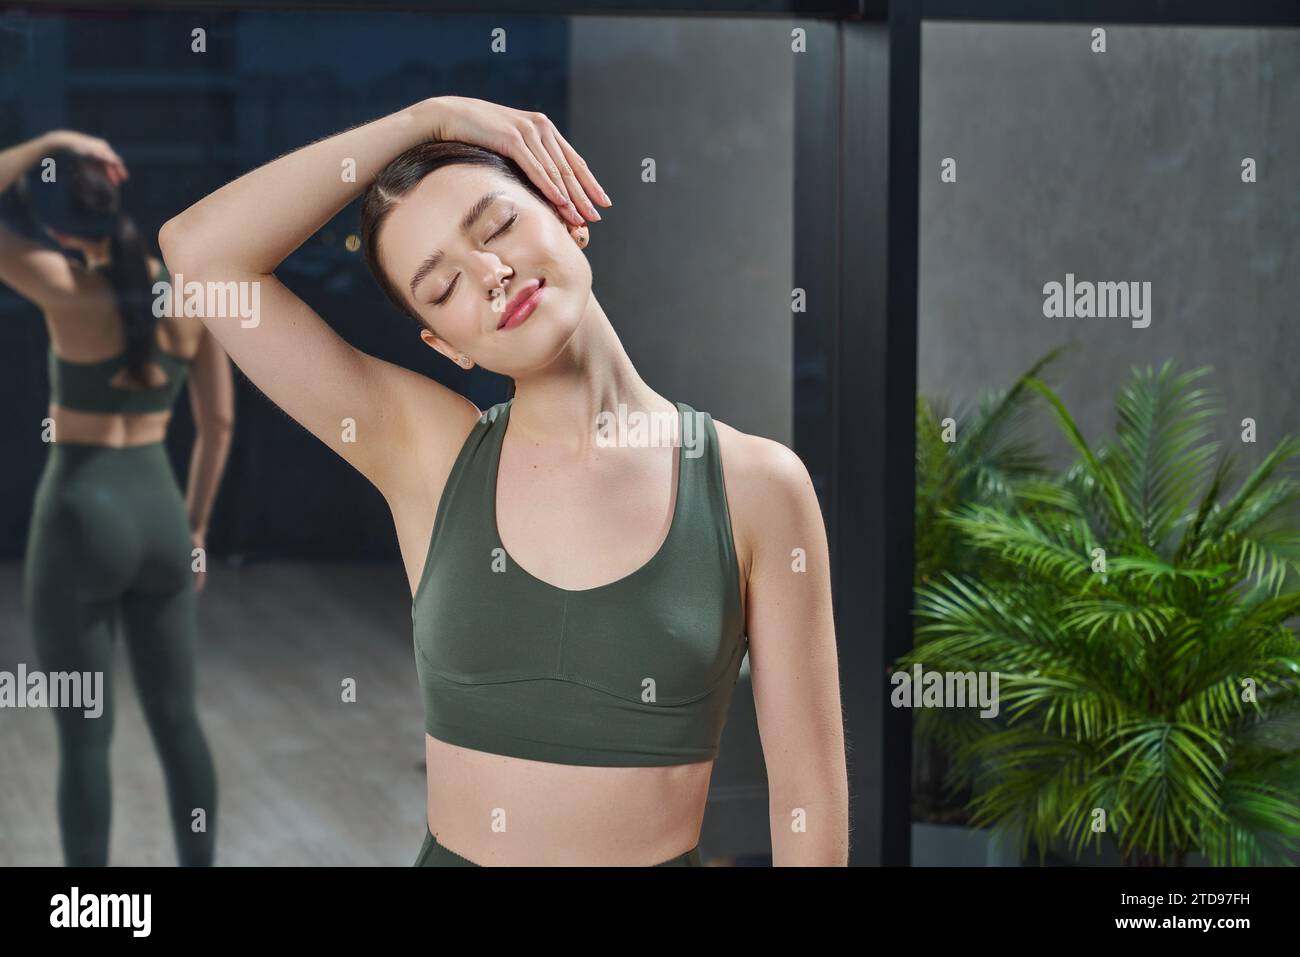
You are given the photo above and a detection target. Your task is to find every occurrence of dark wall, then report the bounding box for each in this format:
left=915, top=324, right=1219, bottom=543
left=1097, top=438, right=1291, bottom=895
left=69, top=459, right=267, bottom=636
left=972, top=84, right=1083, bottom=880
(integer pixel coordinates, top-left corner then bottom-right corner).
left=0, top=9, right=567, bottom=561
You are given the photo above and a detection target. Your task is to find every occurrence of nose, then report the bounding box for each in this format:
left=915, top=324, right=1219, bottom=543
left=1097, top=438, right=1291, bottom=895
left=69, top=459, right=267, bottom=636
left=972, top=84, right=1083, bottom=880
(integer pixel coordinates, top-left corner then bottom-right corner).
left=479, top=258, right=514, bottom=303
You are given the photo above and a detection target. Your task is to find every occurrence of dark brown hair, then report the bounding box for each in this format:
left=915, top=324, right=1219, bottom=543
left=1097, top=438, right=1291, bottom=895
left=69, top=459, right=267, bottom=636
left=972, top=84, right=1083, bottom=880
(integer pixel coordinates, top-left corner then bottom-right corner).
left=20, top=152, right=156, bottom=385
left=360, top=141, right=563, bottom=401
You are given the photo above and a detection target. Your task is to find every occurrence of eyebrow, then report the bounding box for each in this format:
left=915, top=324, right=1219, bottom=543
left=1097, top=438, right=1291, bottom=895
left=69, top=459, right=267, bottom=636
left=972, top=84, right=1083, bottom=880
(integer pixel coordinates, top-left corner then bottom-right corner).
left=407, top=190, right=505, bottom=299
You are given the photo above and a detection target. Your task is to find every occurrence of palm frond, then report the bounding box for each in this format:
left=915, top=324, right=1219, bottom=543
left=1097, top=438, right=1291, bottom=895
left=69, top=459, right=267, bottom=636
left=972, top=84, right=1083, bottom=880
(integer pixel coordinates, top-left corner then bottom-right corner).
left=1176, top=449, right=1237, bottom=562
left=1022, top=375, right=1137, bottom=537
left=1203, top=435, right=1300, bottom=544
left=1203, top=765, right=1300, bottom=866
left=1106, top=362, right=1221, bottom=551
left=955, top=346, right=1067, bottom=472
left=942, top=504, right=1094, bottom=585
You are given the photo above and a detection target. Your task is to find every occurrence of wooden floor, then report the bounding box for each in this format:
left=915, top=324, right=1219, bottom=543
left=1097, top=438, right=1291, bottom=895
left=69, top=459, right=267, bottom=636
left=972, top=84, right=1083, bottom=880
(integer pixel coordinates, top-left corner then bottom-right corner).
left=0, top=560, right=429, bottom=867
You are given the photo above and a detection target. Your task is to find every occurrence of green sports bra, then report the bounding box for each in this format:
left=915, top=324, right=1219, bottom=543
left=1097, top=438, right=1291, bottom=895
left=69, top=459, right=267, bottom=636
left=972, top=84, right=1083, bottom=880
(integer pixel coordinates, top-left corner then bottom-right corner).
left=48, top=262, right=191, bottom=415
left=411, top=398, right=749, bottom=767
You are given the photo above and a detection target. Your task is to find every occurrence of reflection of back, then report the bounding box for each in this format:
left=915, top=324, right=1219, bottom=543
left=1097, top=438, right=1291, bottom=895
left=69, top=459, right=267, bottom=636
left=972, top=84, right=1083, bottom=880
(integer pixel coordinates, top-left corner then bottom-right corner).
left=2, top=138, right=223, bottom=867
left=46, top=266, right=193, bottom=414
left=24, top=261, right=215, bottom=867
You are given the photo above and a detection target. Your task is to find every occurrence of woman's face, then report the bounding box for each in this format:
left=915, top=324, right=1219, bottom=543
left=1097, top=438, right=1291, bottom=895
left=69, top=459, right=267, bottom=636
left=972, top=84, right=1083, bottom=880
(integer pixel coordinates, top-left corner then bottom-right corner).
left=377, top=164, right=592, bottom=377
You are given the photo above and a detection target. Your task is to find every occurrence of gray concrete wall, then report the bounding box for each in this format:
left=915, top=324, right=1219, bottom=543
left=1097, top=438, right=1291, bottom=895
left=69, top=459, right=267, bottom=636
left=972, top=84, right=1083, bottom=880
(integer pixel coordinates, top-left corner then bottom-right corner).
left=919, top=23, right=1300, bottom=470
left=568, top=17, right=795, bottom=445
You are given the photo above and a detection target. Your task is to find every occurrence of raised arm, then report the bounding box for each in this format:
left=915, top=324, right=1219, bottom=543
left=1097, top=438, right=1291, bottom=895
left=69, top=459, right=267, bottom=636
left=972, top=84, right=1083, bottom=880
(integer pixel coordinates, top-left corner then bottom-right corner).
left=157, top=97, right=609, bottom=497
left=0, top=132, right=123, bottom=308
left=157, top=101, right=467, bottom=495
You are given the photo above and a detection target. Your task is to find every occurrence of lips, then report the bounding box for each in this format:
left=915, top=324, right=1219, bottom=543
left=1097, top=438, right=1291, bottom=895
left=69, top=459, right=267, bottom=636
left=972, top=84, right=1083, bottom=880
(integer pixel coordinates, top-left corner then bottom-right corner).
left=498, top=278, right=545, bottom=330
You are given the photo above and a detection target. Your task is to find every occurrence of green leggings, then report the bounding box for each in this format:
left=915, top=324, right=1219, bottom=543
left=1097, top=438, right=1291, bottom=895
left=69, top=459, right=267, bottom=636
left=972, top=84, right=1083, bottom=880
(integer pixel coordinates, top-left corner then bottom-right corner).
left=23, top=442, right=216, bottom=866
left=414, top=827, right=704, bottom=866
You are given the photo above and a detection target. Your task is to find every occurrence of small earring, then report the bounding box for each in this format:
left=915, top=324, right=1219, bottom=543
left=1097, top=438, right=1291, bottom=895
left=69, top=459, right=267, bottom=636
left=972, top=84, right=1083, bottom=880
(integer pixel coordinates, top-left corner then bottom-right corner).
left=457, top=354, right=473, bottom=369
left=571, top=225, right=589, bottom=249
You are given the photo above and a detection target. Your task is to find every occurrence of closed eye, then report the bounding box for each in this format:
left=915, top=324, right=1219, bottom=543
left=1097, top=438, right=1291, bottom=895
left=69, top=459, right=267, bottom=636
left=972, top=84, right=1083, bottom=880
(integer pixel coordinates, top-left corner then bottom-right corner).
left=432, top=212, right=519, bottom=306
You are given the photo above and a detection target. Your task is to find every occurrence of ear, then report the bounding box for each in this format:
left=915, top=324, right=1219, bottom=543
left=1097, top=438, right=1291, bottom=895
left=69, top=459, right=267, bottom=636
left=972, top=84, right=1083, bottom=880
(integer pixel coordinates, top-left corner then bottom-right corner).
left=419, top=327, right=473, bottom=369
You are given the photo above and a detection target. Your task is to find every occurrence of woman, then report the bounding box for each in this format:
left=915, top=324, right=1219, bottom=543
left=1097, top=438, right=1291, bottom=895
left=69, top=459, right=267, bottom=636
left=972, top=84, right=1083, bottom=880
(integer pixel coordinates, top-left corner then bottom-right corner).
left=0, top=130, right=234, bottom=866
left=161, top=96, right=847, bottom=866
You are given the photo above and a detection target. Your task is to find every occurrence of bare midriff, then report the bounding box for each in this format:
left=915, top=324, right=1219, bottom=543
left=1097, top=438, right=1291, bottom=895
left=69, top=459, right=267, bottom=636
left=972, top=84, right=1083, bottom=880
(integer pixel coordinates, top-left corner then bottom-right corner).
left=47, top=404, right=172, bottom=447
left=424, top=734, right=714, bottom=866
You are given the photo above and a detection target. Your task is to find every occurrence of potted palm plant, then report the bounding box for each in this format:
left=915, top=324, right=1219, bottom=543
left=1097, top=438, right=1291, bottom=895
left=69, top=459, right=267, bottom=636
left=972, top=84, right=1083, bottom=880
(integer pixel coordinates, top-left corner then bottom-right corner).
left=906, top=360, right=1300, bottom=866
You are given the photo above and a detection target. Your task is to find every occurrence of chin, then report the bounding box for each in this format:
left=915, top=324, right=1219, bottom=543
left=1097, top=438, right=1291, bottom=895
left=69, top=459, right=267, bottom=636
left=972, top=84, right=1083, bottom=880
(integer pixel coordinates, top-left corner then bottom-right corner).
left=510, top=311, right=583, bottom=372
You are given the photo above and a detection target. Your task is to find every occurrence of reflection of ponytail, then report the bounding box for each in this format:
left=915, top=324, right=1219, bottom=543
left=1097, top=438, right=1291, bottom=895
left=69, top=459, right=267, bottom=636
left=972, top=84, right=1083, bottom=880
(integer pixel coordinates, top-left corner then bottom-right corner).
left=104, top=211, right=156, bottom=386
left=21, top=151, right=159, bottom=386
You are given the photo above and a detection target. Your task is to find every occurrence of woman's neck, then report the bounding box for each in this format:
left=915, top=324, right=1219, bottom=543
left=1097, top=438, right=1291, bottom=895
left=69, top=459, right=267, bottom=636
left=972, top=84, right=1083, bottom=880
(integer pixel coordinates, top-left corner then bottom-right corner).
left=507, top=298, right=676, bottom=454
left=81, top=239, right=113, bottom=269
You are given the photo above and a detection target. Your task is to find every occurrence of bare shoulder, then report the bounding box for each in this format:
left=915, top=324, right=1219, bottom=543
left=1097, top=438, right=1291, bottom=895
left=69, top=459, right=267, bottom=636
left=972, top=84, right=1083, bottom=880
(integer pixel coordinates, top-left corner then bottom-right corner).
left=711, top=417, right=814, bottom=490
left=709, top=416, right=822, bottom=574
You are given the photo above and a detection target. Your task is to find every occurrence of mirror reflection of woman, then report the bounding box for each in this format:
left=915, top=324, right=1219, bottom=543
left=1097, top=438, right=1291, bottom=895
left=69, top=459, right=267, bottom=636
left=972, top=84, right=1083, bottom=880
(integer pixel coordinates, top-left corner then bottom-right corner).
left=0, top=131, right=234, bottom=866
left=162, top=96, right=848, bottom=866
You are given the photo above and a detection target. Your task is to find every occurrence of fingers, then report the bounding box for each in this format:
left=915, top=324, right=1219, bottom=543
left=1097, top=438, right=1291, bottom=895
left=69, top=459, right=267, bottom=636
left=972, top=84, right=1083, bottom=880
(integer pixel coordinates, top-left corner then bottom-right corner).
left=444, top=100, right=608, bottom=226
left=103, top=161, right=127, bottom=186
left=505, top=129, right=568, bottom=209
left=537, top=123, right=600, bottom=223
left=85, top=137, right=129, bottom=185
left=549, top=125, right=611, bottom=210
left=516, top=121, right=584, bottom=227
left=102, top=146, right=129, bottom=186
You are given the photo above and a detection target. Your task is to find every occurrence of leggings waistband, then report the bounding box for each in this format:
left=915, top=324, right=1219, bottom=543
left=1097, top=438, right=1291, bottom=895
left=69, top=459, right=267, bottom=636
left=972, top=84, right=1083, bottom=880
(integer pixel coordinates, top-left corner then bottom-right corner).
left=39, top=439, right=175, bottom=481
left=413, top=826, right=703, bottom=867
